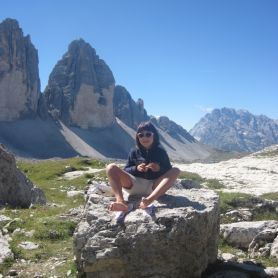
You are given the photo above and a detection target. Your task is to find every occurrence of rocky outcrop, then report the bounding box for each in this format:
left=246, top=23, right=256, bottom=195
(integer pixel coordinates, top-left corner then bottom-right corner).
left=190, top=108, right=278, bottom=152
left=220, top=220, right=278, bottom=260
left=113, top=86, right=196, bottom=145
left=74, top=182, right=219, bottom=277
left=0, top=144, right=46, bottom=208
left=113, top=85, right=149, bottom=129
left=0, top=229, right=13, bottom=263
left=176, top=144, right=278, bottom=195
left=151, top=116, right=196, bottom=143
left=44, top=39, right=115, bottom=129
left=0, top=18, right=40, bottom=121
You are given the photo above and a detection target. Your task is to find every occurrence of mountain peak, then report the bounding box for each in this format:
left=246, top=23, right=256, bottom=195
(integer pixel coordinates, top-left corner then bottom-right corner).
left=0, top=18, right=20, bottom=29
left=68, top=38, right=94, bottom=51
left=44, top=39, right=115, bottom=128
left=190, top=108, right=278, bottom=152
left=0, top=18, right=40, bottom=121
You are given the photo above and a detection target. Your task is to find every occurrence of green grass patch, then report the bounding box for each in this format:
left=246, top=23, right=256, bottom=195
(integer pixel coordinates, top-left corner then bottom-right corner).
left=218, top=238, right=247, bottom=256
left=219, top=192, right=278, bottom=223
left=34, top=218, right=77, bottom=241
left=93, top=169, right=108, bottom=180
left=179, top=171, right=225, bottom=190
left=252, top=211, right=278, bottom=221
left=260, top=192, right=278, bottom=201
left=17, top=157, right=106, bottom=182
left=218, top=192, right=256, bottom=214
left=205, top=179, right=225, bottom=189
left=84, top=173, right=95, bottom=179
left=0, top=257, right=15, bottom=274
left=179, top=171, right=204, bottom=183
left=0, top=157, right=108, bottom=276
left=219, top=239, right=278, bottom=267
left=253, top=256, right=278, bottom=268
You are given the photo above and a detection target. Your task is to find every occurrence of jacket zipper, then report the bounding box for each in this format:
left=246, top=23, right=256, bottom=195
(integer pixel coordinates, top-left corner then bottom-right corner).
left=145, top=149, right=149, bottom=179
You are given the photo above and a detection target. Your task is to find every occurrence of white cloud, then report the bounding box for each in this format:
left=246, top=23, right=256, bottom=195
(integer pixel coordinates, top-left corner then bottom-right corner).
left=195, top=105, right=214, bottom=113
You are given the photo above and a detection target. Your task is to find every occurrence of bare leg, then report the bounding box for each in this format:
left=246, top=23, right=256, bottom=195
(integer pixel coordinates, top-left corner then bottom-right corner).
left=106, top=163, right=133, bottom=211
left=139, top=167, right=180, bottom=209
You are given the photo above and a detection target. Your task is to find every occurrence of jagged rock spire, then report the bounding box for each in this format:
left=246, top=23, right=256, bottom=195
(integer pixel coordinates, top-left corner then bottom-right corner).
left=0, top=18, right=40, bottom=121
left=44, top=39, right=115, bottom=128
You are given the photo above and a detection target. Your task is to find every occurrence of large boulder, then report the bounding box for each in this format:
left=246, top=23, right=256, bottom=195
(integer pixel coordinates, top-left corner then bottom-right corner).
left=44, top=39, right=115, bottom=129
left=220, top=221, right=278, bottom=249
left=0, top=144, right=46, bottom=208
left=74, top=183, right=219, bottom=278
left=0, top=18, right=41, bottom=121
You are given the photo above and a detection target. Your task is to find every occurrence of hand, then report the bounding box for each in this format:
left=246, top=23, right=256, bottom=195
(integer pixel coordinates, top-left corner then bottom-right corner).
left=137, top=163, right=147, bottom=172
left=145, top=163, right=160, bottom=172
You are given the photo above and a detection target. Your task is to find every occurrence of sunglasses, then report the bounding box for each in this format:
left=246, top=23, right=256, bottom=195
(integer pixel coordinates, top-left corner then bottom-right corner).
left=137, top=131, right=153, bottom=138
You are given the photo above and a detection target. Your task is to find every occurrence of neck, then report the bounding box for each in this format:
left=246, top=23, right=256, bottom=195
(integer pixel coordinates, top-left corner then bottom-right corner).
left=143, top=144, right=153, bottom=150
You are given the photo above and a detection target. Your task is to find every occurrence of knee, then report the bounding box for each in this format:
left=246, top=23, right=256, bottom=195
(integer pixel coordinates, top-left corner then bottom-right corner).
left=106, top=163, right=119, bottom=175
left=171, top=167, right=181, bottom=177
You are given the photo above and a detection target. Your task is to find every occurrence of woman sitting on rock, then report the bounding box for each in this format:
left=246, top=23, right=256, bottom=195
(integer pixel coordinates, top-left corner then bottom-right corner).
left=106, top=121, right=180, bottom=213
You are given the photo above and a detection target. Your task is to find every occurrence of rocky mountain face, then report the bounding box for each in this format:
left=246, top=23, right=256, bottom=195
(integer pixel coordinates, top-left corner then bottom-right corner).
left=114, top=86, right=196, bottom=145
left=113, top=85, right=149, bottom=129
left=44, top=39, right=115, bottom=128
left=0, top=18, right=212, bottom=162
left=190, top=108, right=278, bottom=152
left=151, top=116, right=196, bottom=143
left=0, top=18, right=41, bottom=121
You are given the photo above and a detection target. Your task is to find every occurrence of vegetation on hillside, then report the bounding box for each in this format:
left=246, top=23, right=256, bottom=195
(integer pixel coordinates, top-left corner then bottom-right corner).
left=1, top=160, right=277, bottom=276
left=0, top=157, right=106, bottom=277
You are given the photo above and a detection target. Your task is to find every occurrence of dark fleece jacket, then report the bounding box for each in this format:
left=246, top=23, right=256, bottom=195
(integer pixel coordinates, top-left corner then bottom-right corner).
left=124, top=145, right=172, bottom=180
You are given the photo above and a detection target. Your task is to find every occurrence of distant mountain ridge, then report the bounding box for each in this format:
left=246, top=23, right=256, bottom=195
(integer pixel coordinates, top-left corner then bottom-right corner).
left=190, top=108, right=278, bottom=152
left=0, top=18, right=212, bottom=162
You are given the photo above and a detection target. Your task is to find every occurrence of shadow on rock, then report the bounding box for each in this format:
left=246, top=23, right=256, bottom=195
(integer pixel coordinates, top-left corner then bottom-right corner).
left=157, top=193, right=207, bottom=210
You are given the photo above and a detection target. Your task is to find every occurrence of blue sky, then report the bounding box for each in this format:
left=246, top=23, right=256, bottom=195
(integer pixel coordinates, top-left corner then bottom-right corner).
left=1, top=0, right=277, bottom=130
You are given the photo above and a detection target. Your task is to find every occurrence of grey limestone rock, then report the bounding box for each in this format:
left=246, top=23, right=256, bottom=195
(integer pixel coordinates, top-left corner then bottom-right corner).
left=0, top=144, right=46, bottom=208
left=18, top=241, right=39, bottom=250
left=113, top=85, right=149, bottom=129
left=190, top=108, right=278, bottom=152
left=151, top=116, right=196, bottom=143
left=73, top=182, right=219, bottom=278
left=248, top=229, right=278, bottom=258
left=0, top=230, right=13, bottom=263
left=220, top=220, right=278, bottom=250
left=270, top=235, right=278, bottom=258
left=113, top=86, right=196, bottom=146
left=44, top=39, right=115, bottom=128
left=0, top=18, right=41, bottom=121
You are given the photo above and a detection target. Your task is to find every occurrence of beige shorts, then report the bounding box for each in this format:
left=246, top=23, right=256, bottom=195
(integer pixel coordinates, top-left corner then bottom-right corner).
left=123, top=174, right=154, bottom=196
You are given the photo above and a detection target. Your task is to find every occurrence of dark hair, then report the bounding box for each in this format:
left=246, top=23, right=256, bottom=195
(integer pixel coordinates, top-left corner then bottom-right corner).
left=136, top=121, right=160, bottom=149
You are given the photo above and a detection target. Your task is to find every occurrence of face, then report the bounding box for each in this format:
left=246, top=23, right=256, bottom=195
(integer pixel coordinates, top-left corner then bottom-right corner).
left=137, top=130, right=154, bottom=149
